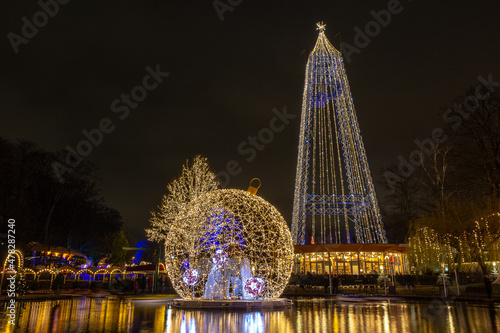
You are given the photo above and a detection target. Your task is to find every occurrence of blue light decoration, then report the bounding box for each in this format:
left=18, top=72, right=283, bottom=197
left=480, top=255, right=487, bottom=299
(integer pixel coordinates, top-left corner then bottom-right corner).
left=196, top=208, right=245, bottom=252
left=133, top=239, right=151, bottom=264
left=311, top=68, right=342, bottom=107
left=291, top=22, right=387, bottom=245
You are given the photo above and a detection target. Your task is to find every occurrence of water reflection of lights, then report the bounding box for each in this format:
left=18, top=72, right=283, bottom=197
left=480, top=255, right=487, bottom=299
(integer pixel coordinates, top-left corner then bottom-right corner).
left=2, top=298, right=500, bottom=332
left=154, top=306, right=166, bottom=332
left=447, top=304, right=455, bottom=332
left=179, top=314, right=197, bottom=333
left=383, top=304, right=390, bottom=332
left=244, top=312, right=264, bottom=333
left=165, top=307, right=173, bottom=330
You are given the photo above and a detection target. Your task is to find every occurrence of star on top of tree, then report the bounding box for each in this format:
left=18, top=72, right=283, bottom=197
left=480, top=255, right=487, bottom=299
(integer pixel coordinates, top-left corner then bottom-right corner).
left=316, top=22, right=326, bottom=32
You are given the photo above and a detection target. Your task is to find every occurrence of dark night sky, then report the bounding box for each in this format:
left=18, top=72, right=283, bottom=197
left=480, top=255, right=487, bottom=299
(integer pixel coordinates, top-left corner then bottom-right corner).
left=1, top=1, right=499, bottom=240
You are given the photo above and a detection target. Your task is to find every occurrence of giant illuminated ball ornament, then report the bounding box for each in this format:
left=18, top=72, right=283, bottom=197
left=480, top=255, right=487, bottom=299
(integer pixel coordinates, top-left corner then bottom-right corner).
left=164, top=185, right=294, bottom=300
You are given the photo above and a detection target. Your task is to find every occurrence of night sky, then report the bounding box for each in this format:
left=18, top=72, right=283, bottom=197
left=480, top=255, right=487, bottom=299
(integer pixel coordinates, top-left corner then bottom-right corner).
left=1, top=1, right=500, bottom=239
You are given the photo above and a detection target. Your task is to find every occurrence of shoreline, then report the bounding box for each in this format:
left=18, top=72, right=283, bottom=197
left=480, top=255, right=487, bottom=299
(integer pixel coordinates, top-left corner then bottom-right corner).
left=1, top=292, right=498, bottom=304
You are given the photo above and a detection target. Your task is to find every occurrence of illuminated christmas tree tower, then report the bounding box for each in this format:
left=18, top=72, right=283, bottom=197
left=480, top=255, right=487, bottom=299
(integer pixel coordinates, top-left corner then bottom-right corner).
left=291, top=23, right=387, bottom=245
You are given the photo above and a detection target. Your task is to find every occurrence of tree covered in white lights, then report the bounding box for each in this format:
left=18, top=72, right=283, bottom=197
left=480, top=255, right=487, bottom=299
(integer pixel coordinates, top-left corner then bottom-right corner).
left=408, top=201, right=500, bottom=274
left=146, top=155, right=220, bottom=244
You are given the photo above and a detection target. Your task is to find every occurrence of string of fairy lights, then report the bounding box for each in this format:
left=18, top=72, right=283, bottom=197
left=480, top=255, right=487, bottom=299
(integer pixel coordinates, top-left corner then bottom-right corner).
left=408, top=212, right=500, bottom=271
left=164, top=189, right=294, bottom=300
left=291, top=22, right=387, bottom=245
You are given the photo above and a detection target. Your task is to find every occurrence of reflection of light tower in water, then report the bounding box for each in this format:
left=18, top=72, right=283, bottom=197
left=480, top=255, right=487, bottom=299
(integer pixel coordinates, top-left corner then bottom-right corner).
left=291, top=23, right=387, bottom=245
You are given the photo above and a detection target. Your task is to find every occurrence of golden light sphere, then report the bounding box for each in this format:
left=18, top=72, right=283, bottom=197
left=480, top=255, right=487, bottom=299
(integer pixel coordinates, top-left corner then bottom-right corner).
left=164, top=189, right=294, bottom=300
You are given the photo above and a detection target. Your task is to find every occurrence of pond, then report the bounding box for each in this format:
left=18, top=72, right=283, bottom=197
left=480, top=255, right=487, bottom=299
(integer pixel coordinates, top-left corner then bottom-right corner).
left=1, top=297, right=499, bottom=332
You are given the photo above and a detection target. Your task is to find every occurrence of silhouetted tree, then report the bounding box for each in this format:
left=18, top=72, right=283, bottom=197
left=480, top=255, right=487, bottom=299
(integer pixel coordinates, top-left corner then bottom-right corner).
left=0, top=137, right=123, bottom=260
left=379, top=83, right=500, bottom=243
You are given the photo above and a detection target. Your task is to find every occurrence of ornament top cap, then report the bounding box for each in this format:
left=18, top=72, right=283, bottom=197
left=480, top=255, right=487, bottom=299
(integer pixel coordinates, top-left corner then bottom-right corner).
left=316, top=22, right=326, bottom=32
left=247, top=178, right=261, bottom=195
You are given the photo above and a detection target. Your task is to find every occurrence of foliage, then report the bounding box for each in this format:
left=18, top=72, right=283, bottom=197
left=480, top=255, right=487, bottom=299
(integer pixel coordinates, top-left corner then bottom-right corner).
left=0, top=137, right=123, bottom=258
left=451, top=87, right=500, bottom=199
left=380, top=87, right=500, bottom=242
left=408, top=226, right=454, bottom=271
left=110, top=230, right=129, bottom=266
left=415, top=275, right=438, bottom=285
left=379, top=165, right=428, bottom=243
left=337, top=275, right=357, bottom=286
left=290, top=274, right=328, bottom=287
left=394, top=274, right=417, bottom=287
left=15, top=271, right=28, bottom=296
left=408, top=201, right=500, bottom=273
left=146, top=155, right=219, bottom=244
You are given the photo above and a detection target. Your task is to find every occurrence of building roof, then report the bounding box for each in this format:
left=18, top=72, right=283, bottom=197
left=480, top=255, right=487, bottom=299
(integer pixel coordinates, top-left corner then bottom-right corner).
left=27, top=242, right=88, bottom=259
left=294, top=243, right=407, bottom=254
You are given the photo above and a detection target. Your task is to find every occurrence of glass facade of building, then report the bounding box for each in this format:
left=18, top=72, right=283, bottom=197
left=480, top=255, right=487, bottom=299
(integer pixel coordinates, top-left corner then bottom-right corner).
left=293, top=244, right=409, bottom=275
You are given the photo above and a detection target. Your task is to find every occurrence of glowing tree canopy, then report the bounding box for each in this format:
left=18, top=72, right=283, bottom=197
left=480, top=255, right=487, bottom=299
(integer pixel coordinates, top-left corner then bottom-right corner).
left=165, top=189, right=294, bottom=300
left=408, top=212, right=500, bottom=273
left=146, top=155, right=220, bottom=244
left=292, top=23, right=387, bottom=245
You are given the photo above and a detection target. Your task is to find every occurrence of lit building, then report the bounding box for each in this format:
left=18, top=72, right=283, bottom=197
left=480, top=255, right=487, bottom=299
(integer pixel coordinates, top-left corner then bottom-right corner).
left=293, top=244, right=409, bottom=275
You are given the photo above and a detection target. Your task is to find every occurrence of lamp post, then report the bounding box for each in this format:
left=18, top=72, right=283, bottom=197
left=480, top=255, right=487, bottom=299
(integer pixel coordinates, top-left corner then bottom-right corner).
left=441, top=263, right=448, bottom=298
left=327, top=252, right=332, bottom=294
left=380, top=264, right=386, bottom=296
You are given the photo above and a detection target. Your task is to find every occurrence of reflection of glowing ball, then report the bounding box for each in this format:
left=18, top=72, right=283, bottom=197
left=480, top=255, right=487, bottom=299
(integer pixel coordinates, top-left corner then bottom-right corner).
left=165, top=189, right=294, bottom=300
left=182, top=269, right=199, bottom=286
left=245, top=277, right=265, bottom=296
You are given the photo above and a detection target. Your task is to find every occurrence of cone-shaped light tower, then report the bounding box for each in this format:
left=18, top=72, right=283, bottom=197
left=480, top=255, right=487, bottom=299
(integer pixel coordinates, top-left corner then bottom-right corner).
left=291, top=22, right=387, bottom=245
